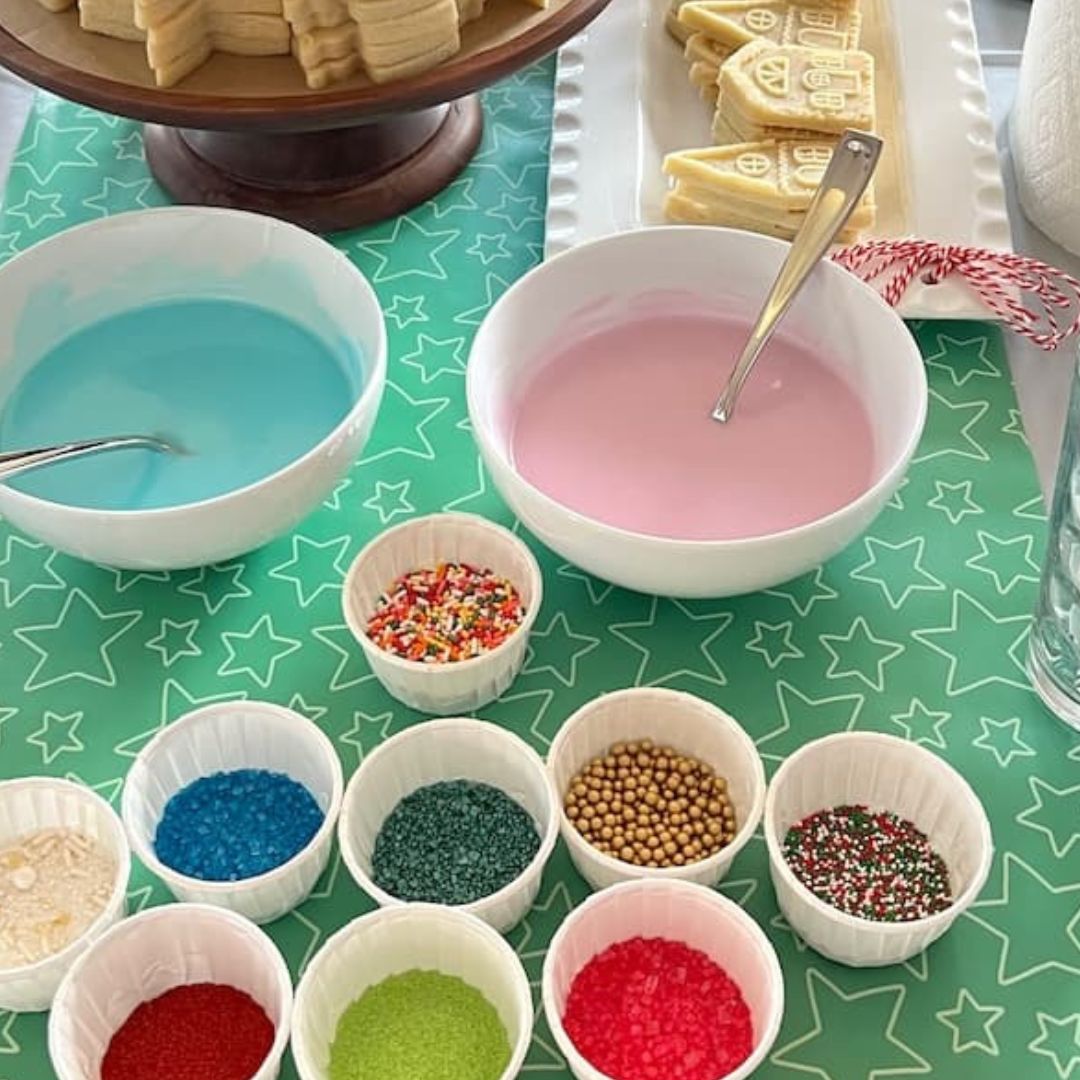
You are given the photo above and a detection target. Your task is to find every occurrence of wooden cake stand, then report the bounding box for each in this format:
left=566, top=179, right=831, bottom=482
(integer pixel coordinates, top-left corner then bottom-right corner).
left=0, top=0, right=610, bottom=231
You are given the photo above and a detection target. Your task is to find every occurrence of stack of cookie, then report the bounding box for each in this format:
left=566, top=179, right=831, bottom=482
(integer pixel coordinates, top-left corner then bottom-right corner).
left=662, top=0, right=878, bottom=241
left=711, top=40, right=875, bottom=142
left=284, top=0, right=361, bottom=89
left=48, top=0, right=538, bottom=87
left=134, top=0, right=291, bottom=86
left=78, top=0, right=145, bottom=40
left=662, top=137, right=874, bottom=239
left=349, top=0, right=461, bottom=84
left=456, top=0, right=485, bottom=24
left=677, top=0, right=862, bottom=104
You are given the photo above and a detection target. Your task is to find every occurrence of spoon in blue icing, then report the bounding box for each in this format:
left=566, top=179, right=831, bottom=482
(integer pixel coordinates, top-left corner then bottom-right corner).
left=0, top=435, right=182, bottom=482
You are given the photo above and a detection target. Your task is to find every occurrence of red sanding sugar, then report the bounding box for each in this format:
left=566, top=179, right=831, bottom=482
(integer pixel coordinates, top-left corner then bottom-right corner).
left=562, top=936, right=753, bottom=1080
left=101, top=983, right=275, bottom=1080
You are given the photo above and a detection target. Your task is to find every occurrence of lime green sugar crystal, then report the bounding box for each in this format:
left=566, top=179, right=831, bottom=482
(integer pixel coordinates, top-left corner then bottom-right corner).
left=328, top=969, right=512, bottom=1080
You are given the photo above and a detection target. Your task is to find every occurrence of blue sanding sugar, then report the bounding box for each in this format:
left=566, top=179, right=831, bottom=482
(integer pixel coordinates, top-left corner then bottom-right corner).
left=153, top=768, right=324, bottom=882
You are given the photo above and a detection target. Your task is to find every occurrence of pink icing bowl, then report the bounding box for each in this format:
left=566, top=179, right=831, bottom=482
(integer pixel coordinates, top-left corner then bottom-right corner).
left=466, top=226, right=927, bottom=598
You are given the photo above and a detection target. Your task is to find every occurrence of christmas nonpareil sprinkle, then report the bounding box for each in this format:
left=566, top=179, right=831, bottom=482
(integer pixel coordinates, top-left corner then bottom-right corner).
left=782, top=804, right=953, bottom=922
left=564, top=738, right=735, bottom=868
left=328, top=969, right=511, bottom=1080
left=100, top=982, right=275, bottom=1080
left=563, top=936, right=753, bottom=1080
left=0, top=827, right=116, bottom=969
left=365, top=562, right=525, bottom=663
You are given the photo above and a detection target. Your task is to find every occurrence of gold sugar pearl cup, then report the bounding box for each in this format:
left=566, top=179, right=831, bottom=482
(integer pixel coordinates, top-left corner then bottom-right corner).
left=546, top=688, right=765, bottom=892
left=563, top=738, right=737, bottom=869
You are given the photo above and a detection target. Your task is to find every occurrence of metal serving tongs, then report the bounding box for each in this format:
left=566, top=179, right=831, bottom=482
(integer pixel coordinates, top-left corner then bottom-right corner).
left=0, top=435, right=180, bottom=482
left=711, top=129, right=884, bottom=424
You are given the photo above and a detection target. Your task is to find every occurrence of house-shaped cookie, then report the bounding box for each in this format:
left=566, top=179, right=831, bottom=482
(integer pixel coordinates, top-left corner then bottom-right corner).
left=678, top=0, right=861, bottom=54
left=715, top=40, right=875, bottom=141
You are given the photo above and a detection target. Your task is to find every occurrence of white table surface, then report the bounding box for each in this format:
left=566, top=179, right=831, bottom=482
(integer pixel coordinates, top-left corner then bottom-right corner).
left=0, top=0, right=1075, bottom=498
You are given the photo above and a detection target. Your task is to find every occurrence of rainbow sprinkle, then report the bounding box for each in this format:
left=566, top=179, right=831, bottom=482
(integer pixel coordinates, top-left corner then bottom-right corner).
left=365, top=562, right=525, bottom=663
left=782, top=804, right=953, bottom=923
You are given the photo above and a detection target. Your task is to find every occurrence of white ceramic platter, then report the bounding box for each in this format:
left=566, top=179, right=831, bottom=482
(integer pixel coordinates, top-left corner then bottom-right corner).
left=544, top=0, right=1012, bottom=319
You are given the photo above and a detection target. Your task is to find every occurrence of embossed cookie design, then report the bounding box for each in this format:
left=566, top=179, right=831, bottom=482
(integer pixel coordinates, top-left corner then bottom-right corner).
left=714, top=40, right=875, bottom=141
left=663, top=137, right=875, bottom=239
left=677, top=0, right=862, bottom=100
left=679, top=0, right=861, bottom=52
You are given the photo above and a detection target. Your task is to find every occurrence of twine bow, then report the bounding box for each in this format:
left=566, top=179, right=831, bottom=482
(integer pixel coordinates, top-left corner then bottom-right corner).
left=832, top=239, right=1080, bottom=351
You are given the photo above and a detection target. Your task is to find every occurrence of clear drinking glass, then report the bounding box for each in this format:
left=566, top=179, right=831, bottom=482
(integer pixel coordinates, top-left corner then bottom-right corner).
left=1028, top=347, right=1080, bottom=731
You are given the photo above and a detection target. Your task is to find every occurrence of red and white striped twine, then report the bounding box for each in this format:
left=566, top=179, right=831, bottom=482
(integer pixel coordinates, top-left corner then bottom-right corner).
left=832, top=239, right=1080, bottom=351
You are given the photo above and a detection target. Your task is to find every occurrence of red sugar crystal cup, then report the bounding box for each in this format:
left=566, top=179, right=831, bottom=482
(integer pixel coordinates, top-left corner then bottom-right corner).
left=542, top=879, right=784, bottom=1080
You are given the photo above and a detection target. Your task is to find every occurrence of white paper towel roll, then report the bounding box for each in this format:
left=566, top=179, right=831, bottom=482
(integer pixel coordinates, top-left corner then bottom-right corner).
left=1012, top=0, right=1080, bottom=255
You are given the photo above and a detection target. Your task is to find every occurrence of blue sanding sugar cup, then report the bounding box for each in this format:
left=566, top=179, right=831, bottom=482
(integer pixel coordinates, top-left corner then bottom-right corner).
left=122, top=700, right=344, bottom=924
left=153, top=768, right=324, bottom=882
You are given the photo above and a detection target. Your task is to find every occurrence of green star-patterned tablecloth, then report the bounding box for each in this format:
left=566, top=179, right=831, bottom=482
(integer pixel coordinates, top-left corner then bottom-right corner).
left=1, top=61, right=1079, bottom=1080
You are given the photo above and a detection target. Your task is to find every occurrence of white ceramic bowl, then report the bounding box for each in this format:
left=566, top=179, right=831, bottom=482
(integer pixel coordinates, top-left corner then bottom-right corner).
left=547, top=688, right=765, bottom=891
left=49, top=903, right=293, bottom=1080
left=543, top=879, right=784, bottom=1080
left=338, top=717, right=559, bottom=934
left=467, top=226, right=928, bottom=598
left=342, top=512, right=543, bottom=715
left=121, top=700, right=344, bottom=924
left=0, top=778, right=131, bottom=1012
left=764, top=732, right=993, bottom=967
left=0, top=207, right=387, bottom=570
left=292, top=903, right=533, bottom=1080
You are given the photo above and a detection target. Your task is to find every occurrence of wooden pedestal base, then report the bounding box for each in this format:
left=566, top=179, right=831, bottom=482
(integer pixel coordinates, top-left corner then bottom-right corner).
left=143, top=96, right=484, bottom=233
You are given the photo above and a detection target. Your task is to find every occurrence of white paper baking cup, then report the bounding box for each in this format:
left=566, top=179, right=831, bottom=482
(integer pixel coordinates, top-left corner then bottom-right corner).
left=542, top=879, right=784, bottom=1080
left=49, top=903, right=293, bottom=1080
left=764, top=732, right=993, bottom=967
left=338, top=717, right=559, bottom=934
left=121, top=701, right=344, bottom=924
left=546, top=688, right=766, bottom=891
left=341, top=512, right=543, bottom=715
left=0, top=777, right=130, bottom=1013
left=292, top=903, right=533, bottom=1080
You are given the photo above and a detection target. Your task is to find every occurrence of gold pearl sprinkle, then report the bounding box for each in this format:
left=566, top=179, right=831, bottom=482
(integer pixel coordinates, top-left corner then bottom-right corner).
left=564, top=738, right=737, bottom=869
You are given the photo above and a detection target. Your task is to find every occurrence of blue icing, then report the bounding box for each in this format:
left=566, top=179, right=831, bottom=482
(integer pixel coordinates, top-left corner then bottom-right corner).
left=153, top=768, right=325, bottom=882
left=0, top=298, right=362, bottom=511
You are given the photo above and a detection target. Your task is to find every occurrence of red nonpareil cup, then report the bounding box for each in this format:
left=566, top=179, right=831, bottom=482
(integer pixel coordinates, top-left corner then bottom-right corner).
left=47, top=905, right=293, bottom=1080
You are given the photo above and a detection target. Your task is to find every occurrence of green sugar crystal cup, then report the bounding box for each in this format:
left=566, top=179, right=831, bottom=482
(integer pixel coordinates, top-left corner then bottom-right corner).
left=292, top=904, right=532, bottom=1080
left=328, top=970, right=511, bottom=1080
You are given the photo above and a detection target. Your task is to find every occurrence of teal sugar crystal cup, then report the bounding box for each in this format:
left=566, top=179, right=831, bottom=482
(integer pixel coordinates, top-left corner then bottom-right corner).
left=338, top=717, right=560, bottom=935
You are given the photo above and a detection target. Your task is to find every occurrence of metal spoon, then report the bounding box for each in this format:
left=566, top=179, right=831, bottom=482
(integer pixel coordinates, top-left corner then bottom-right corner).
left=0, top=435, right=181, bottom=482
left=711, top=130, right=884, bottom=423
